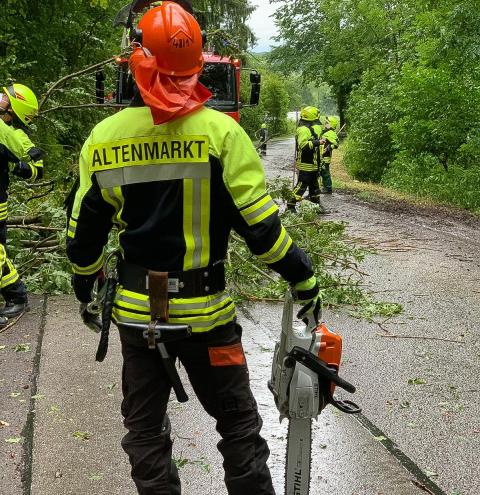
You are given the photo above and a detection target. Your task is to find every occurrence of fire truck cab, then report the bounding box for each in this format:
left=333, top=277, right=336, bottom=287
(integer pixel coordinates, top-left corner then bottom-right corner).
left=200, top=53, right=261, bottom=122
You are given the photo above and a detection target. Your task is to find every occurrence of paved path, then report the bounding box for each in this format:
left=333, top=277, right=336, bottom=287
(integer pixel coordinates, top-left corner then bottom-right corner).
left=2, top=297, right=429, bottom=495
left=1, top=137, right=479, bottom=494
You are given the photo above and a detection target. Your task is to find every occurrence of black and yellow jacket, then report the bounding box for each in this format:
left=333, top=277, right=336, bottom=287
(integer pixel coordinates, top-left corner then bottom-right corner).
left=320, top=129, right=338, bottom=165
left=67, top=105, right=314, bottom=333
left=295, top=121, right=323, bottom=172
left=0, top=120, right=44, bottom=230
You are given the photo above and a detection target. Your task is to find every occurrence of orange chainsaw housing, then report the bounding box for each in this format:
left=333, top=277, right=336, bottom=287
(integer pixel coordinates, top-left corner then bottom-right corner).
left=315, top=323, right=342, bottom=394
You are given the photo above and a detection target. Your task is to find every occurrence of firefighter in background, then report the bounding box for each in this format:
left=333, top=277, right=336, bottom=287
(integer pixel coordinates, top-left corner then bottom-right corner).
left=257, top=122, right=268, bottom=155
left=287, top=105, right=325, bottom=213
left=319, top=116, right=339, bottom=194
left=66, top=3, right=320, bottom=494
left=0, top=84, right=44, bottom=325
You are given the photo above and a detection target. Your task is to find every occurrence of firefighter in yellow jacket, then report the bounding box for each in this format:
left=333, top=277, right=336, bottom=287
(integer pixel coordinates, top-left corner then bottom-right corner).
left=319, top=116, right=339, bottom=194
left=66, top=3, right=320, bottom=494
left=0, top=84, right=44, bottom=326
left=287, top=106, right=324, bottom=213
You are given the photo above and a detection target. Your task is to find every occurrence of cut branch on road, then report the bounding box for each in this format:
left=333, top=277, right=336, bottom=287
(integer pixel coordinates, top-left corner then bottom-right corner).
left=380, top=334, right=465, bottom=344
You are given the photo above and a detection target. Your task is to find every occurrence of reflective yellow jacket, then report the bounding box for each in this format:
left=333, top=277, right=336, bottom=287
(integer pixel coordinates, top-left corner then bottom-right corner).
left=296, top=122, right=323, bottom=172
left=0, top=120, right=44, bottom=222
left=67, top=105, right=314, bottom=333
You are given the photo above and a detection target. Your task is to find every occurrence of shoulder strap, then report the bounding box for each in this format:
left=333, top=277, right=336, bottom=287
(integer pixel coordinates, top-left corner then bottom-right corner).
left=308, top=125, right=319, bottom=140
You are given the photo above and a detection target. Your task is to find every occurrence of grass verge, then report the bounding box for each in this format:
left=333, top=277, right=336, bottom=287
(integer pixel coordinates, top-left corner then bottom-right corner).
left=331, top=148, right=480, bottom=218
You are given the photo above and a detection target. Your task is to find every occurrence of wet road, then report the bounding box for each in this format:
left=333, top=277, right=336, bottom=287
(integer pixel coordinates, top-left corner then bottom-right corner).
left=260, top=138, right=480, bottom=495
left=1, top=137, right=479, bottom=494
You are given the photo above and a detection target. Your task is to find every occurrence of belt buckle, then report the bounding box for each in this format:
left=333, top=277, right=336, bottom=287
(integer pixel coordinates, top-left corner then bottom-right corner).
left=144, top=323, right=160, bottom=349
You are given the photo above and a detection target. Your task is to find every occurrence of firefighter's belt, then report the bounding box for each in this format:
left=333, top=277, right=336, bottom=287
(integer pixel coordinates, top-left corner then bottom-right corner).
left=118, top=322, right=192, bottom=348
left=118, top=261, right=225, bottom=298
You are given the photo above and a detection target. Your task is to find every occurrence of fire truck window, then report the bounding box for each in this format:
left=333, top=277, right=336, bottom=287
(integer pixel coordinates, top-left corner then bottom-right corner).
left=200, top=63, right=236, bottom=107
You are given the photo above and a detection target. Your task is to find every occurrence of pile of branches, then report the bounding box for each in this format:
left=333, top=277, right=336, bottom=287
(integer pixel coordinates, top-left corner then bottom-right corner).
left=6, top=181, right=71, bottom=295
left=227, top=179, right=402, bottom=320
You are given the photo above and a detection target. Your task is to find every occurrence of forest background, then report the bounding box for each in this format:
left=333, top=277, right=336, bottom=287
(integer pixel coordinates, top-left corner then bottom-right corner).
left=1, top=0, right=479, bottom=295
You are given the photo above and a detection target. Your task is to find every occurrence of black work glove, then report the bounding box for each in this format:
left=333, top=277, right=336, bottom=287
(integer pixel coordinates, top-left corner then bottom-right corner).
left=71, top=273, right=99, bottom=303
left=312, top=138, right=321, bottom=148
left=79, top=303, right=102, bottom=333
left=27, top=147, right=44, bottom=162
left=293, top=276, right=322, bottom=326
left=73, top=272, right=104, bottom=334
left=12, top=161, right=32, bottom=179
left=297, top=297, right=322, bottom=326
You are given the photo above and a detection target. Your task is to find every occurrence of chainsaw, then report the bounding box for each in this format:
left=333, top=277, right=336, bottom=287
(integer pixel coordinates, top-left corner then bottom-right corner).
left=268, top=291, right=361, bottom=495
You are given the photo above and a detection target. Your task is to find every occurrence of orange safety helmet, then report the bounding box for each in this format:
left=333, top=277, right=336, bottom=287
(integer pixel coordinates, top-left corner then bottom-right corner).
left=136, top=1, right=204, bottom=77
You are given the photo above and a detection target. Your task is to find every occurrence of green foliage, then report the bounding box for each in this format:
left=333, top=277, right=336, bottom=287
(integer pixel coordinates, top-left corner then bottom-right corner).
left=343, top=66, right=399, bottom=181
left=239, top=55, right=300, bottom=138
left=272, top=0, right=480, bottom=212
left=193, top=0, right=256, bottom=53
left=382, top=152, right=480, bottom=213
left=7, top=182, right=72, bottom=295
left=227, top=178, right=402, bottom=318
left=260, top=74, right=290, bottom=136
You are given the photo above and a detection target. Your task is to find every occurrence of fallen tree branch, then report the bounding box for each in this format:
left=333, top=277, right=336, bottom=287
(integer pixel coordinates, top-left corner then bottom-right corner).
left=230, top=250, right=278, bottom=284
left=7, top=215, right=42, bottom=225
left=284, top=220, right=321, bottom=228
left=24, top=180, right=55, bottom=189
left=39, top=56, right=121, bottom=110
left=380, top=334, right=464, bottom=344
left=40, top=103, right=124, bottom=115
left=36, top=246, right=61, bottom=253
left=8, top=225, right=63, bottom=232
left=20, top=238, right=59, bottom=248
left=232, top=284, right=283, bottom=303
left=0, top=311, right=26, bottom=334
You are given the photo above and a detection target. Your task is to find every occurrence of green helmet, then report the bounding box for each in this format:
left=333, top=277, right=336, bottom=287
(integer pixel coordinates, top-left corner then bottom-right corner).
left=261, top=123, right=267, bottom=129
left=327, top=115, right=339, bottom=130
left=300, top=106, right=319, bottom=122
left=319, top=115, right=327, bottom=125
left=3, top=83, right=38, bottom=125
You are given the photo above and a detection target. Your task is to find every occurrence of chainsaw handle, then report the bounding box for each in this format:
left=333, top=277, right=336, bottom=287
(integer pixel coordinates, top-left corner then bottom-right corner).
left=332, top=372, right=356, bottom=394
left=288, top=346, right=356, bottom=394
left=330, top=398, right=362, bottom=414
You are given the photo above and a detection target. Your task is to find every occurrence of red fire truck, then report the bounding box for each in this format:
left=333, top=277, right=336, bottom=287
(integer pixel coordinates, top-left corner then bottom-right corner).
left=200, top=53, right=260, bottom=122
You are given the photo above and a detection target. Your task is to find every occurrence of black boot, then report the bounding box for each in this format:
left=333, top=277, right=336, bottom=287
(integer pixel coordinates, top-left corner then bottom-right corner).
left=320, top=187, right=333, bottom=194
left=0, top=301, right=29, bottom=318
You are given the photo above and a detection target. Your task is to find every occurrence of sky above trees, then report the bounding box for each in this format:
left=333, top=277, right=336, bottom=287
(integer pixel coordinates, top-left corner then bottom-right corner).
left=247, top=0, right=278, bottom=52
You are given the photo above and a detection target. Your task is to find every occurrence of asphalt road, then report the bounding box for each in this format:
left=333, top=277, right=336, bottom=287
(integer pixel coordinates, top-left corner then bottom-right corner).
left=1, top=137, right=479, bottom=495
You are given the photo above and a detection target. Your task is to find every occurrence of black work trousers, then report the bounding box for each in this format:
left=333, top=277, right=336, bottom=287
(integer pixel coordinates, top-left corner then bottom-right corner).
left=119, top=322, right=275, bottom=495
left=289, top=170, right=321, bottom=206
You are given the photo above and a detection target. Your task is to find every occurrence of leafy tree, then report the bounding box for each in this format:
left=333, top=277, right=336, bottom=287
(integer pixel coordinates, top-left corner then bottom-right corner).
left=272, top=0, right=480, bottom=210
left=193, top=0, right=256, bottom=52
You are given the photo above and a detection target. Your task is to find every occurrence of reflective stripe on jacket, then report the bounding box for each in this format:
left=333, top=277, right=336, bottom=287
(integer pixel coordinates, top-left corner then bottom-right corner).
left=67, top=106, right=313, bottom=333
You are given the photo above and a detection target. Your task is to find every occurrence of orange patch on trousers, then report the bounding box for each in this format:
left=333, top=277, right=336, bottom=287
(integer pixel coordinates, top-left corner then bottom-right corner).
left=208, top=343, right=246, bottom=366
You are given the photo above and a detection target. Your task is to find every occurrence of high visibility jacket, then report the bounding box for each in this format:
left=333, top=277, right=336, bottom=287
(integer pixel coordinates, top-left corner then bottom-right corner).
left=66, top=105, right=314, bottom=333
left=296, top=123, right=322, bottom=172
left=320, top=129, right=338, bottom=165
left=0, top=120, right=44, bottom=226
